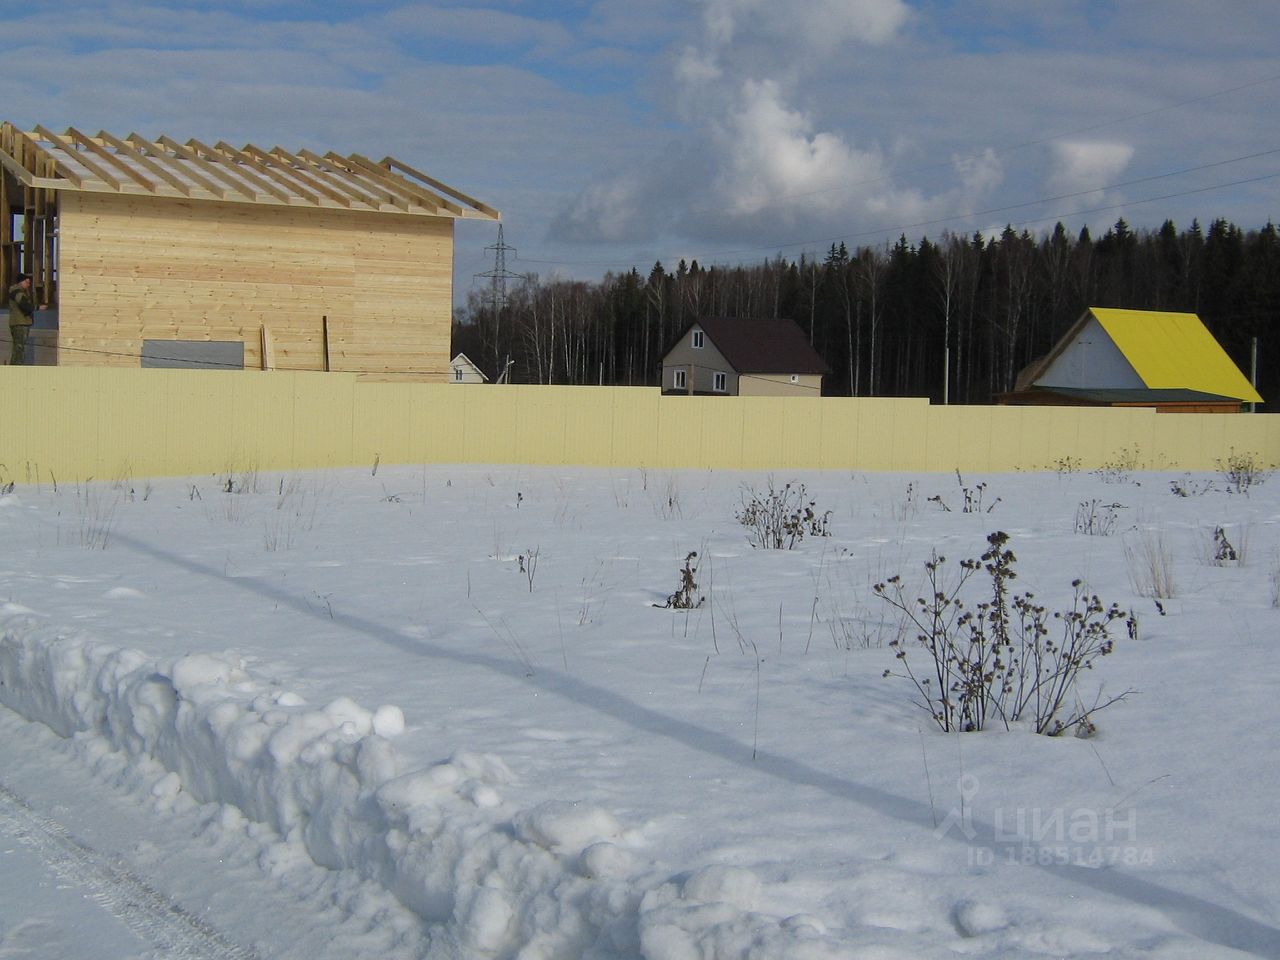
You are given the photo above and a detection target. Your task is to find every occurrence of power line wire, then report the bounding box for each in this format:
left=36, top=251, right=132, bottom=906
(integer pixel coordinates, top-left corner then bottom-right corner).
left=701, top=70, right=1280, bottom=215
left=513, top=71, right=1280, bottom=271
left=517, top=152, right=1280, bottom=270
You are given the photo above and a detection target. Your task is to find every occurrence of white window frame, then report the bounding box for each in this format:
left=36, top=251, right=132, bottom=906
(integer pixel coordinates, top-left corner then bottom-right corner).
left=673, top=368, right=687, bottom=390
left=790, top=374, right=799, bottom=384
left=691, top=330, right=704, bottom=348
left=713, top=371, right=727, bottom=393
left=454, top=367, right=464, bottom=382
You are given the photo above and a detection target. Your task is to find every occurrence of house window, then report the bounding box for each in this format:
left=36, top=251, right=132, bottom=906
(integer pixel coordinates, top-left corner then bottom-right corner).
left=692, top=330, right=704, bottom=348
left=713, top=372, right=727, bottom=392
left=674, top=369, right=687, bottom=390
left=454, top=367, right=464, bottom=382
left=790, top=374, right=799, bottom=384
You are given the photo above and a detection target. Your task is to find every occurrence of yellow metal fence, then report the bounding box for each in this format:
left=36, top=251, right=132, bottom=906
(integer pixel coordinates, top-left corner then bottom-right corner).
left=1, top=368, right=1277, bottom=483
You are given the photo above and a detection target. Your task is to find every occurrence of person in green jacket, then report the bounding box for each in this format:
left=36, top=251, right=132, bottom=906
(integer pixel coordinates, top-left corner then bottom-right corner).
left=7, top=273, right=34, bottom=366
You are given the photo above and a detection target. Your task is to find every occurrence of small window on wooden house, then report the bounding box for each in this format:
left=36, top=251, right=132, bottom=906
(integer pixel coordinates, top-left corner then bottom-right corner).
left=674, top=369, right=687, bottom=390
left=790, top=374, right=799, bottom=383
left=692, top=330, right=704, bottom=348
left=454, top=367, right=464, bottom=381
left=713, top=372, right=727, bottom=392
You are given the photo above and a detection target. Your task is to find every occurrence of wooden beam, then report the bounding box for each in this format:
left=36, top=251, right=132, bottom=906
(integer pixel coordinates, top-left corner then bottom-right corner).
left=96, top=130, right=191, bottom=196
left=130, top=134, right=227, bottom=199
left=187, top=138, right=292, bottom=204
left=33, top=125, right=123, bottom=190
left=346, top=153, right=459, bottom=215
left=382, top=155, right=500, bottom=219
left=42, top=190, right=55, bottom=305
left=0, top=161, right=9, bottom=293
left=321, top=152, right=412, bottom=211
left=260, top=325, right=276, bottom=370
left=65, top=126, right=159, bottom=192
left=295, top=148, right=390, bottom=208
left=157, top=135, right=255, bottom=199
left=243, top=144, right=351, bottom=207
left=216, top=141, right=320, bottom=205
left=1, top=124, right=83, bottom=189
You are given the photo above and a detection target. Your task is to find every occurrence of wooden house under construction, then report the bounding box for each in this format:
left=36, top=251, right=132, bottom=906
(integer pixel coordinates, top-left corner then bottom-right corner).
left=0, top=122, right=498, bottom=377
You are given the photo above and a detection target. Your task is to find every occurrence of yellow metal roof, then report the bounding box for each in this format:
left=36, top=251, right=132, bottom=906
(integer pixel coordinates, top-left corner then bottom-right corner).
left=1090, top=307, right=1263, bottom=404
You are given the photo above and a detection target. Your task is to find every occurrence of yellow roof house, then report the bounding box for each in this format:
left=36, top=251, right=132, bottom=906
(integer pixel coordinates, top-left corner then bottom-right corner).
left=1002, top=307, right=1262, bottom=413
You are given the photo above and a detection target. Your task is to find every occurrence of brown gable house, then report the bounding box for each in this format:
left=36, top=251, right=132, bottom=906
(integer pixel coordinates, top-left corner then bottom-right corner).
left=0, top=122, right=497, bottom=378
left=661, top=317, right=830, bottom=397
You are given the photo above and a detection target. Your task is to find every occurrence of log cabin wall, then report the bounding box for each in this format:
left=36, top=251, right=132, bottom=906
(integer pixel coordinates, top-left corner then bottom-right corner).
left=56, top=191, right=454, bottom=377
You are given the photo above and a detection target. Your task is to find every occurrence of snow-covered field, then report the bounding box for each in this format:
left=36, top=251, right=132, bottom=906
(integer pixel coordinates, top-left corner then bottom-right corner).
left=1, top=462, right=1278, bottom=959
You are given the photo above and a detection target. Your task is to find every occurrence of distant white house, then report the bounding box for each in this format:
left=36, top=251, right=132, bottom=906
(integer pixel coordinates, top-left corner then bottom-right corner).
left=449, top=352, right=489, bottom=384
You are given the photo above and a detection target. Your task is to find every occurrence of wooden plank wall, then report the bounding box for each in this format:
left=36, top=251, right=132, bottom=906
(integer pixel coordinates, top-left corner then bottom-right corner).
left=56, top=192, right=454, bottom=376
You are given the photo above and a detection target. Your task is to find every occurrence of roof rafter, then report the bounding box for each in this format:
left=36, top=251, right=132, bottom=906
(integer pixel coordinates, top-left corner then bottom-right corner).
left=347, top=153, right=457, bottom=215
left=272, top=146, right=376, bottom=208
left=298, top=148, right=408, bottom=210
left=96, top=130, right=191, bottom=196
left=243, top=145, right=351, bottom=208
left=65, top=126, right=159, bottom=192
left=2, top=120, right=498, bottom=220
left=157, top=135, right=256, bottom=199
left=33, top=124, right=123, bottom=190
left=319, top=151, right=414, bottom=211
left=187, top=137, right=292, bottom=204
left=216, top=140, right=320, bottom=206
left=382, top=156, right=500, bottom=219
left=318, top=152, right=414, bottom=212
left=127, top=133, right=227, bottom=199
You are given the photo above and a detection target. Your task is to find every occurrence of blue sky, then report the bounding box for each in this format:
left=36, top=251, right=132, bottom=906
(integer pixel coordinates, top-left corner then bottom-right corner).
left=7, top=1, right=1279, bottom=299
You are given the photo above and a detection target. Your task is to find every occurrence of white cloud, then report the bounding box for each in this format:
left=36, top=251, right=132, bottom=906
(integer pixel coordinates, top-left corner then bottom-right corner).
left=953, top=148, right=1003, bottom=196
left=553, top=0, right=923, bottom=242
left=712, top=79, right=883, bottom=218
left=700, top=0, right=910, bottom=54
left=1049, top=141, right=1136, bottom=198
left=551, top=177, right=649, bottom=243
left=674, top=45, right=721, bottom=86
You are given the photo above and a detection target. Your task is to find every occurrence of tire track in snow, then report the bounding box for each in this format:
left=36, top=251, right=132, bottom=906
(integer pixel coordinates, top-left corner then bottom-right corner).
left=0, top=780, right=259, bottom=960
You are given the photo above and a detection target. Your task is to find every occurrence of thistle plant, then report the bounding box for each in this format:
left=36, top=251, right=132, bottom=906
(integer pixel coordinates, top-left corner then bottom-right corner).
left=875, top=532, right=1129, bottom=735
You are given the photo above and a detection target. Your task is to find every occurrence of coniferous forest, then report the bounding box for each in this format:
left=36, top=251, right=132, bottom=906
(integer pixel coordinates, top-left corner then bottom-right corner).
left=453, top=218, right=1279, bottom=405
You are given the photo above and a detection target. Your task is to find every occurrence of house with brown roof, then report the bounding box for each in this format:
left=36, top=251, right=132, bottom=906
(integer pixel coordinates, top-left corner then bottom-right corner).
left=661, top=317, right=830, bottom=397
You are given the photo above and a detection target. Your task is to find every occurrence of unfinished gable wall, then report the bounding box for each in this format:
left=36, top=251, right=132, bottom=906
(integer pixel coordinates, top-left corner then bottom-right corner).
left=56, top=191, right=454, bottom=377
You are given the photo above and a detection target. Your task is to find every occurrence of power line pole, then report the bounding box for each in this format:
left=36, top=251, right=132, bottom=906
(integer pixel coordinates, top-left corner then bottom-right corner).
left=473, top=224, right=523, bottom=376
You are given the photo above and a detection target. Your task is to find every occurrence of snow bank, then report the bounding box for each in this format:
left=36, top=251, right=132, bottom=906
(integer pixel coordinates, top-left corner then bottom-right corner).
left=0, top=611, right=839, bottom=958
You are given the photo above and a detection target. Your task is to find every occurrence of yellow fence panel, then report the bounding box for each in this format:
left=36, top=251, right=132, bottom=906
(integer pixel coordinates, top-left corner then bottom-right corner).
left=152, top=369, right=237, bottom=478
left=514, top=387, right=568, bottom=465
left=562, top=387, right=616, bottom=467
left=3, top=368, right=1279, bottom=484
left=353, top=381, right=413, bottom=472
left=293, top=372, right=356, bottom=469
left=609, top=389, right=660, bottom=468
left=698, top=399, right=745, bottom=469
left=409, top=385, right=464, bottom=464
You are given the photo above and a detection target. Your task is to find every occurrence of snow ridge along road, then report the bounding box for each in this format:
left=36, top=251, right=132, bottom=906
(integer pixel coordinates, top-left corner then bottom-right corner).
left=0, top=780, right=259, bottom=960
